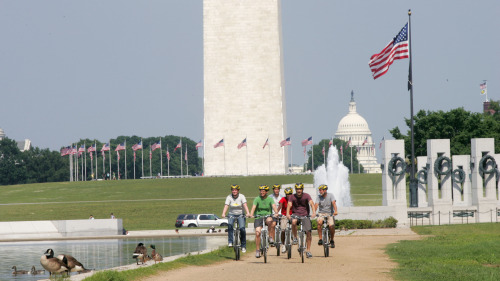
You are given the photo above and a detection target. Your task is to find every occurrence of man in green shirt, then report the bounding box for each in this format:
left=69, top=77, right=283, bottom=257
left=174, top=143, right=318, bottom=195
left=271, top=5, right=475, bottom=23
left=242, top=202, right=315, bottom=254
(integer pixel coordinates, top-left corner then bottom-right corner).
left=250, top=185, right=278, bottom=258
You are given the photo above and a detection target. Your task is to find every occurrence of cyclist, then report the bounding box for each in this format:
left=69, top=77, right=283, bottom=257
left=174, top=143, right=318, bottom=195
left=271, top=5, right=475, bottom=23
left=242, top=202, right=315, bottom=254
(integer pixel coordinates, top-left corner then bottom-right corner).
left=269, top=184, right=283, bottom=247
left=278, top=186, right=294, bottom=253
left=222, top=184, right=250, bottom=253
left=314, top=184, right=338, bottom=248
left=286, top=183, right=316, bottom=258
left=249, top=184, right=279, bottom=258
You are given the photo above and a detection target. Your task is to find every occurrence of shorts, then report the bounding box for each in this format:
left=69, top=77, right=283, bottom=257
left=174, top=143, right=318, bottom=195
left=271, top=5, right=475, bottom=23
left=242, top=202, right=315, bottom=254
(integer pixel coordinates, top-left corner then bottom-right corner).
left=279, top=216, right=289, bottom=229
left=254, top=217, right=272, bottom=228
left=317, top=213, right=335, bottom=226
left=292, top=217, right=312, bottom=232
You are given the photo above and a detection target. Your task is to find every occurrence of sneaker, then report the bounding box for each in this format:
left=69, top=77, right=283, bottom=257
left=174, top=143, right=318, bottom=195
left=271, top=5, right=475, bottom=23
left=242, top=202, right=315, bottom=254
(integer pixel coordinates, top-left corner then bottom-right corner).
left=292, top=238, right=298, bottom=245
left=330, top=240, right=335, bottom=248
left=242, top=248, right=246, bottom=253
left=318, top=240, right=323, bottom=245
left=281, top=245, right=286, bottom=253
left=255, top=250, right=261, bottom=258
left=228, top=243, right=233, bottom=247
left=306, top=252, right=312, bottom=258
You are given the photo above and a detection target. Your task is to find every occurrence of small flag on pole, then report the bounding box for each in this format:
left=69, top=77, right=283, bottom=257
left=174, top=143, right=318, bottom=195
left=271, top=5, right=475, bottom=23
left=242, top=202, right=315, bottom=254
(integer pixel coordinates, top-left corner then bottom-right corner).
left=303, top=146, right=306, bottom=156
left=101, top=143, right=110, bottom=151
left=174, top=141, right=182, bottom=152
left=133, top=151, right=136, bottom=161
left=166, top=150, right=171, bottom=161
left=87, top=144, right=96, bottom=152
left=151, top=141, right=161, bottom=152
left=480, top=81, right=487, bottom=95
left=379, top=137, right=384, bottom=149
left=132, top=141, right=143, bottom=151
left=301, top=136, right=312, bottom=146
left=115, top=143, right=126, bottom=151
left=362, top=137, right=368, bottom=146
left=117, top=151, right=120, bottom=160
left=280, top=137, right=291, bottom=147
left=368, top=22, right=409, bottom=79
left=329, top=139, right=333, bottom=146
left=237, top=138, right=247, bottom=149
left=346, top=137, right=351, bottom=148
left=262, top=138, right=269, bottom=149
left=78, top=145, right=85, bottom=153
left=195, top=140, right=203, bottom=150
left=60, top=146, right=70, bottom=156
left=214, top=139, right=224, bottom=148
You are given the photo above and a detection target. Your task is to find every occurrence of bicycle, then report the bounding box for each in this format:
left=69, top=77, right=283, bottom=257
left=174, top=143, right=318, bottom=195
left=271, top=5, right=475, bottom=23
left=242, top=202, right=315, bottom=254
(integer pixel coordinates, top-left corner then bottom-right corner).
left=254, top=215, right=272, bottom=263
left=283, top=216, right=293, bottom=259
left=227, top=214, right=246, bottom=260
left=291, top=215, right=310, bottom=263
left=317, top=215, right=332, bottom=257
left=274, top=214, right=283, bottom=256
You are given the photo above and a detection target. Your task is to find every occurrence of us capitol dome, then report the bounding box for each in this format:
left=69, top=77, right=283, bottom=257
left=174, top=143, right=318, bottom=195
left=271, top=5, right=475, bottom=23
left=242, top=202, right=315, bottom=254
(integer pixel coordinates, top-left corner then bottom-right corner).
left=335, top=91, right=381, bottom=173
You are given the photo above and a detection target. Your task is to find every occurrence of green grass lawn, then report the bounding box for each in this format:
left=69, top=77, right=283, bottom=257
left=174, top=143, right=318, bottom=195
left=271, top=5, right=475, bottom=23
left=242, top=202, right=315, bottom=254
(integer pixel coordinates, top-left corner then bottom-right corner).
left=0, top=173, right=382, bottom=230
left=387, top=224, right=500, bottom=280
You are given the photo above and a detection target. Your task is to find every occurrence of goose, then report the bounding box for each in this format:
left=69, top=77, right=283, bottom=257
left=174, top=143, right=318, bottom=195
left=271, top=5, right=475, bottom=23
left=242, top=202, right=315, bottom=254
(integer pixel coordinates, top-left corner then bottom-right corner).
left=150, top=245, right=163, bottom=264
left=11, top=266, right=29, bottom=275
left=29, top=266, right=46, bottom=275
left=132, top=243, right=148, bottom=265
left=57, top=254, right=87, bottom=273
left=40, top=249, right=69, bottom=276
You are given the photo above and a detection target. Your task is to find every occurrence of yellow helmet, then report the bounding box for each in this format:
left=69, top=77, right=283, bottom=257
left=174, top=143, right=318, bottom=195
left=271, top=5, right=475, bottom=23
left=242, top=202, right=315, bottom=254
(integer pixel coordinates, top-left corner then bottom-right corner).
left=231, top=184, right=240, bottom=190
left=295, top=183, right=304, bottom=189
left=272, top=184, right=281, bottom=190
left=284, top=187, right=293, bottom=195
left=258, top=185, right=270, bottom=191
left=318, top=184, right=328, bottom=190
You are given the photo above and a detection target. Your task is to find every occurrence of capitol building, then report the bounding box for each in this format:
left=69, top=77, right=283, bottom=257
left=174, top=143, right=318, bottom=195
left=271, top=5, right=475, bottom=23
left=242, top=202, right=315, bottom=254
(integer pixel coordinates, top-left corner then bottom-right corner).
left=335, top=91, right=382, bottom=173
left=0, top=127, right=31, bottom=152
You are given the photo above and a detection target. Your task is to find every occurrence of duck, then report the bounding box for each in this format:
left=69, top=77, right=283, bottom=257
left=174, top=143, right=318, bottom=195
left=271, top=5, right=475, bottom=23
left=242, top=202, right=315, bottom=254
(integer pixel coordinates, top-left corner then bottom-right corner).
left=12, top=266, right=29, bottom=275
left=29, top=266, right=46, bottom=275
left=57, top=254, right=87, bottom=273
left=150, top=245, right=163, bottom=264
left=40, top=248, right=70, bottom=276
left=133, top=243, right=148, bottom=265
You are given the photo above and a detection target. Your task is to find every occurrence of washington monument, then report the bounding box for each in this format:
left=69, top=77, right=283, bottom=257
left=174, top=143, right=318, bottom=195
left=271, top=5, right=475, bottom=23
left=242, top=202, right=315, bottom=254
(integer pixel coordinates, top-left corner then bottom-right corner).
left=203, top=0, right=288, bottom=176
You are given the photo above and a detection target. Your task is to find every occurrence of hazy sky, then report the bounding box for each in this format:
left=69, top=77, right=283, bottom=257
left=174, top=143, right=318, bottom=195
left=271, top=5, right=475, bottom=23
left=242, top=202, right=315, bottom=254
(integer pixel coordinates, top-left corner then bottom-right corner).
left=1, top=1, right=498, bottom=164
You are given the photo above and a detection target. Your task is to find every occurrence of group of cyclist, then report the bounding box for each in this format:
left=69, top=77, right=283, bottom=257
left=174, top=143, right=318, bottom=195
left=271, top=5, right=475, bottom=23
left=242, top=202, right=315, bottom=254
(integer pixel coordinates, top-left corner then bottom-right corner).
left=221, top=182, right=338, bottom=259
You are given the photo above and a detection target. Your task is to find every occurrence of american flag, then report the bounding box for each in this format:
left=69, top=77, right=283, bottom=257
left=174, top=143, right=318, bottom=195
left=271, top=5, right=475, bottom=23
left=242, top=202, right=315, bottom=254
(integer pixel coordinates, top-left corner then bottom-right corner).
left=214, top=139, right=224, bottom=148
left=362, top=137, right=368, bottom=146
left=346, top=137, right=351, bottom=148
left=480, top=81, right=487, bottom=95
left=369, top=22, right=409, bottom=79
left=174, top=141, right=182, bottom=152
left=340, top=145, right=343, bottom=155
left=60, top=146, right=71, bottom=156
left=166, top=150, right=171, bottom=161
left=301, top=137, right=312, bottom=146
left=87, top=144, right=96, bottom=153
left=132, top=141, right=143, bottom=151
left=195, top=140, right=203, bottom=150
left=101, top=143, right=110, bottom=152
left=115, top=142, right=126, bottom=151
left=303, top=146, right=306, bottom=156
left=322, top=146, right=325, bottom=156
left=379, top=137, right=384, bottom=149
left=185, top=150, right=187, bottom=161
left=90, top=152, right=93, bottom=160
left=262, top=138, right=269, bottom=149
left=280, top=137, right=291, bottom=147
left=237, top=138, right=247, bottom=149
left=329, top=139, right=333, bottom=146
left=117, top=151, right=120, bottom=160
left=133, top=151, right=136, bottom=161
left=70, top=146, right=77, bottom=155
left=78, top=145, right=85, bottom=153
left=151, top=141, right=161, bottom=152
left=149, top=149, right=152, bottom=159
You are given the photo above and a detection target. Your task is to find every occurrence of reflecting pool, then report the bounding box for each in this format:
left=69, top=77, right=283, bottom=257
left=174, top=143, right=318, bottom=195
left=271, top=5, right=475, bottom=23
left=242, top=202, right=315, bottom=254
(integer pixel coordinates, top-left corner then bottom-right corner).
left=2, top=236, right=225, bottom=281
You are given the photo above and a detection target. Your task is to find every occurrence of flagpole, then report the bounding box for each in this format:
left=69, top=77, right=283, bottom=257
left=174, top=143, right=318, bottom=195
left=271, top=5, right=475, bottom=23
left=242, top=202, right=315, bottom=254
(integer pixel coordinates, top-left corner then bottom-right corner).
left=408, top=9, right=418, bottom=207
left=202, top=140, right=205, bottom=176
left=350, top=145, right=353, bottom=173
left=108, top=140, right=111, bottom=179
left=246, top=136, right=248, bottom=176
left=180, top=138, right=183, bottom=176
left=117, top=150, right=120, bottom=180
left=185, top=144, right=189, bottom=176
left=102, top=149, right=105, bottom=178
left=149, top=145, right=152, bottom=178
left=84, top=142, right=87, bottom=181
left=141, top=138, right=144, bottom=178
left=167, top=145, right=170, bottom=177
left=160, top=139, right=163, bottom=177
left=95, top=141, right=98, bottom=180
left=124, top=140, right=127, bottom=180
left=290, top=145, right=292, bottom=174
left=311, top=137, right=314, bottom=171
left=133, top=150, right=136, bottom=179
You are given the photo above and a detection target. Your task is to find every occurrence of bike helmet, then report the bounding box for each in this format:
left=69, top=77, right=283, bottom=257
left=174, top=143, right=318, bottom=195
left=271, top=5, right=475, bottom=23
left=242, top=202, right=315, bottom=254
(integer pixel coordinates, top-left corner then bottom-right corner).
left=318, top=184, right=328, bottom=190
left=272, top=184, right=281, bottom=190
left=295, top=183, right=304, bottom=189
left=258, top=185, right=270, bottom=191
left=230, top=184, right=240, bottom=190
left=284, top=187, right=293, bottom=195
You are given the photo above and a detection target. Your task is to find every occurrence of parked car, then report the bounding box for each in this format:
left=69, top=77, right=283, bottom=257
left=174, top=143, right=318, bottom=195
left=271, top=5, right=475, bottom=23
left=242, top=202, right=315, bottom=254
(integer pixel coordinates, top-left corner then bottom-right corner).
left=175, top=214, right=228, bottom=228
left=175, top=214, right=197, bottom=228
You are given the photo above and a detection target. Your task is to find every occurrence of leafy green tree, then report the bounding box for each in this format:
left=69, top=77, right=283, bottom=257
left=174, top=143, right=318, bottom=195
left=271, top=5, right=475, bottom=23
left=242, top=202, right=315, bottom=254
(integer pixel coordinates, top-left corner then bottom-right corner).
left=307, top=138, right=362, bottom=173
left=0, top=137, right=26, bottom=185
left=390, top=108, right=500, bottom=157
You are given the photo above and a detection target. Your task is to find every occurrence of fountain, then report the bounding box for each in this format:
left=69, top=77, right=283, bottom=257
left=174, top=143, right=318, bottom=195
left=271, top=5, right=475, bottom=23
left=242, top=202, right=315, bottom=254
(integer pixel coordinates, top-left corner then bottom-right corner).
left=314, top=145, right=352, bottom=207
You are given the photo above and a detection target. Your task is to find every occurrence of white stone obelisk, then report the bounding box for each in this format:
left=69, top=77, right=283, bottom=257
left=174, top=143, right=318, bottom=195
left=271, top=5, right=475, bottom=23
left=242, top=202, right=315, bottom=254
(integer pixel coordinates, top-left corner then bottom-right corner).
left=203, top=0, right=288, bottom=176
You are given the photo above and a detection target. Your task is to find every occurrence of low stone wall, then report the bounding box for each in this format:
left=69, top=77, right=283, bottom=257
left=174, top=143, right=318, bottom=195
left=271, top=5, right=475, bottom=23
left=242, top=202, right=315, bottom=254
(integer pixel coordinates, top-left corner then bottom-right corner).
left=336, top=206, right=409, bottom=228
left=0, top=219, right=123, bottom=240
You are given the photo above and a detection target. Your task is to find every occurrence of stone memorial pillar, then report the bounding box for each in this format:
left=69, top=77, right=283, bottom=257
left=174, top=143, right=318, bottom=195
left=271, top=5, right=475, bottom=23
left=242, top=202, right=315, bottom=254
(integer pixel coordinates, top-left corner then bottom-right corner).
left=427, top=139, right=453, bottom=224
left=416, top=156, right=428, bottom=207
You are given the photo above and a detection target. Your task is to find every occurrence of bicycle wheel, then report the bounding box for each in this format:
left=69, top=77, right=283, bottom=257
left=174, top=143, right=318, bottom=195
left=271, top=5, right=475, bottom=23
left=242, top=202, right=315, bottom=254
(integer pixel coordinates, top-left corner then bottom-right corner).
left=276, top=227, right=281, bottom=256
left=322, top=228, right=329, bottom=257
left=263, top=230, right=268, bottom=263
left=286, top=229, right=292, bottom=259
left=234, top=228, right=240, bottom=260
left=299, top=231, right=305, bottom=263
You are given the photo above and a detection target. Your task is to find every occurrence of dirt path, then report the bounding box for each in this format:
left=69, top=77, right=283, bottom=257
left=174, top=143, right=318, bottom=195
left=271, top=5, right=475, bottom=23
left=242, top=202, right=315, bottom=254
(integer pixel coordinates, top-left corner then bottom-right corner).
left=141, top=228, right=420, bottom=281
